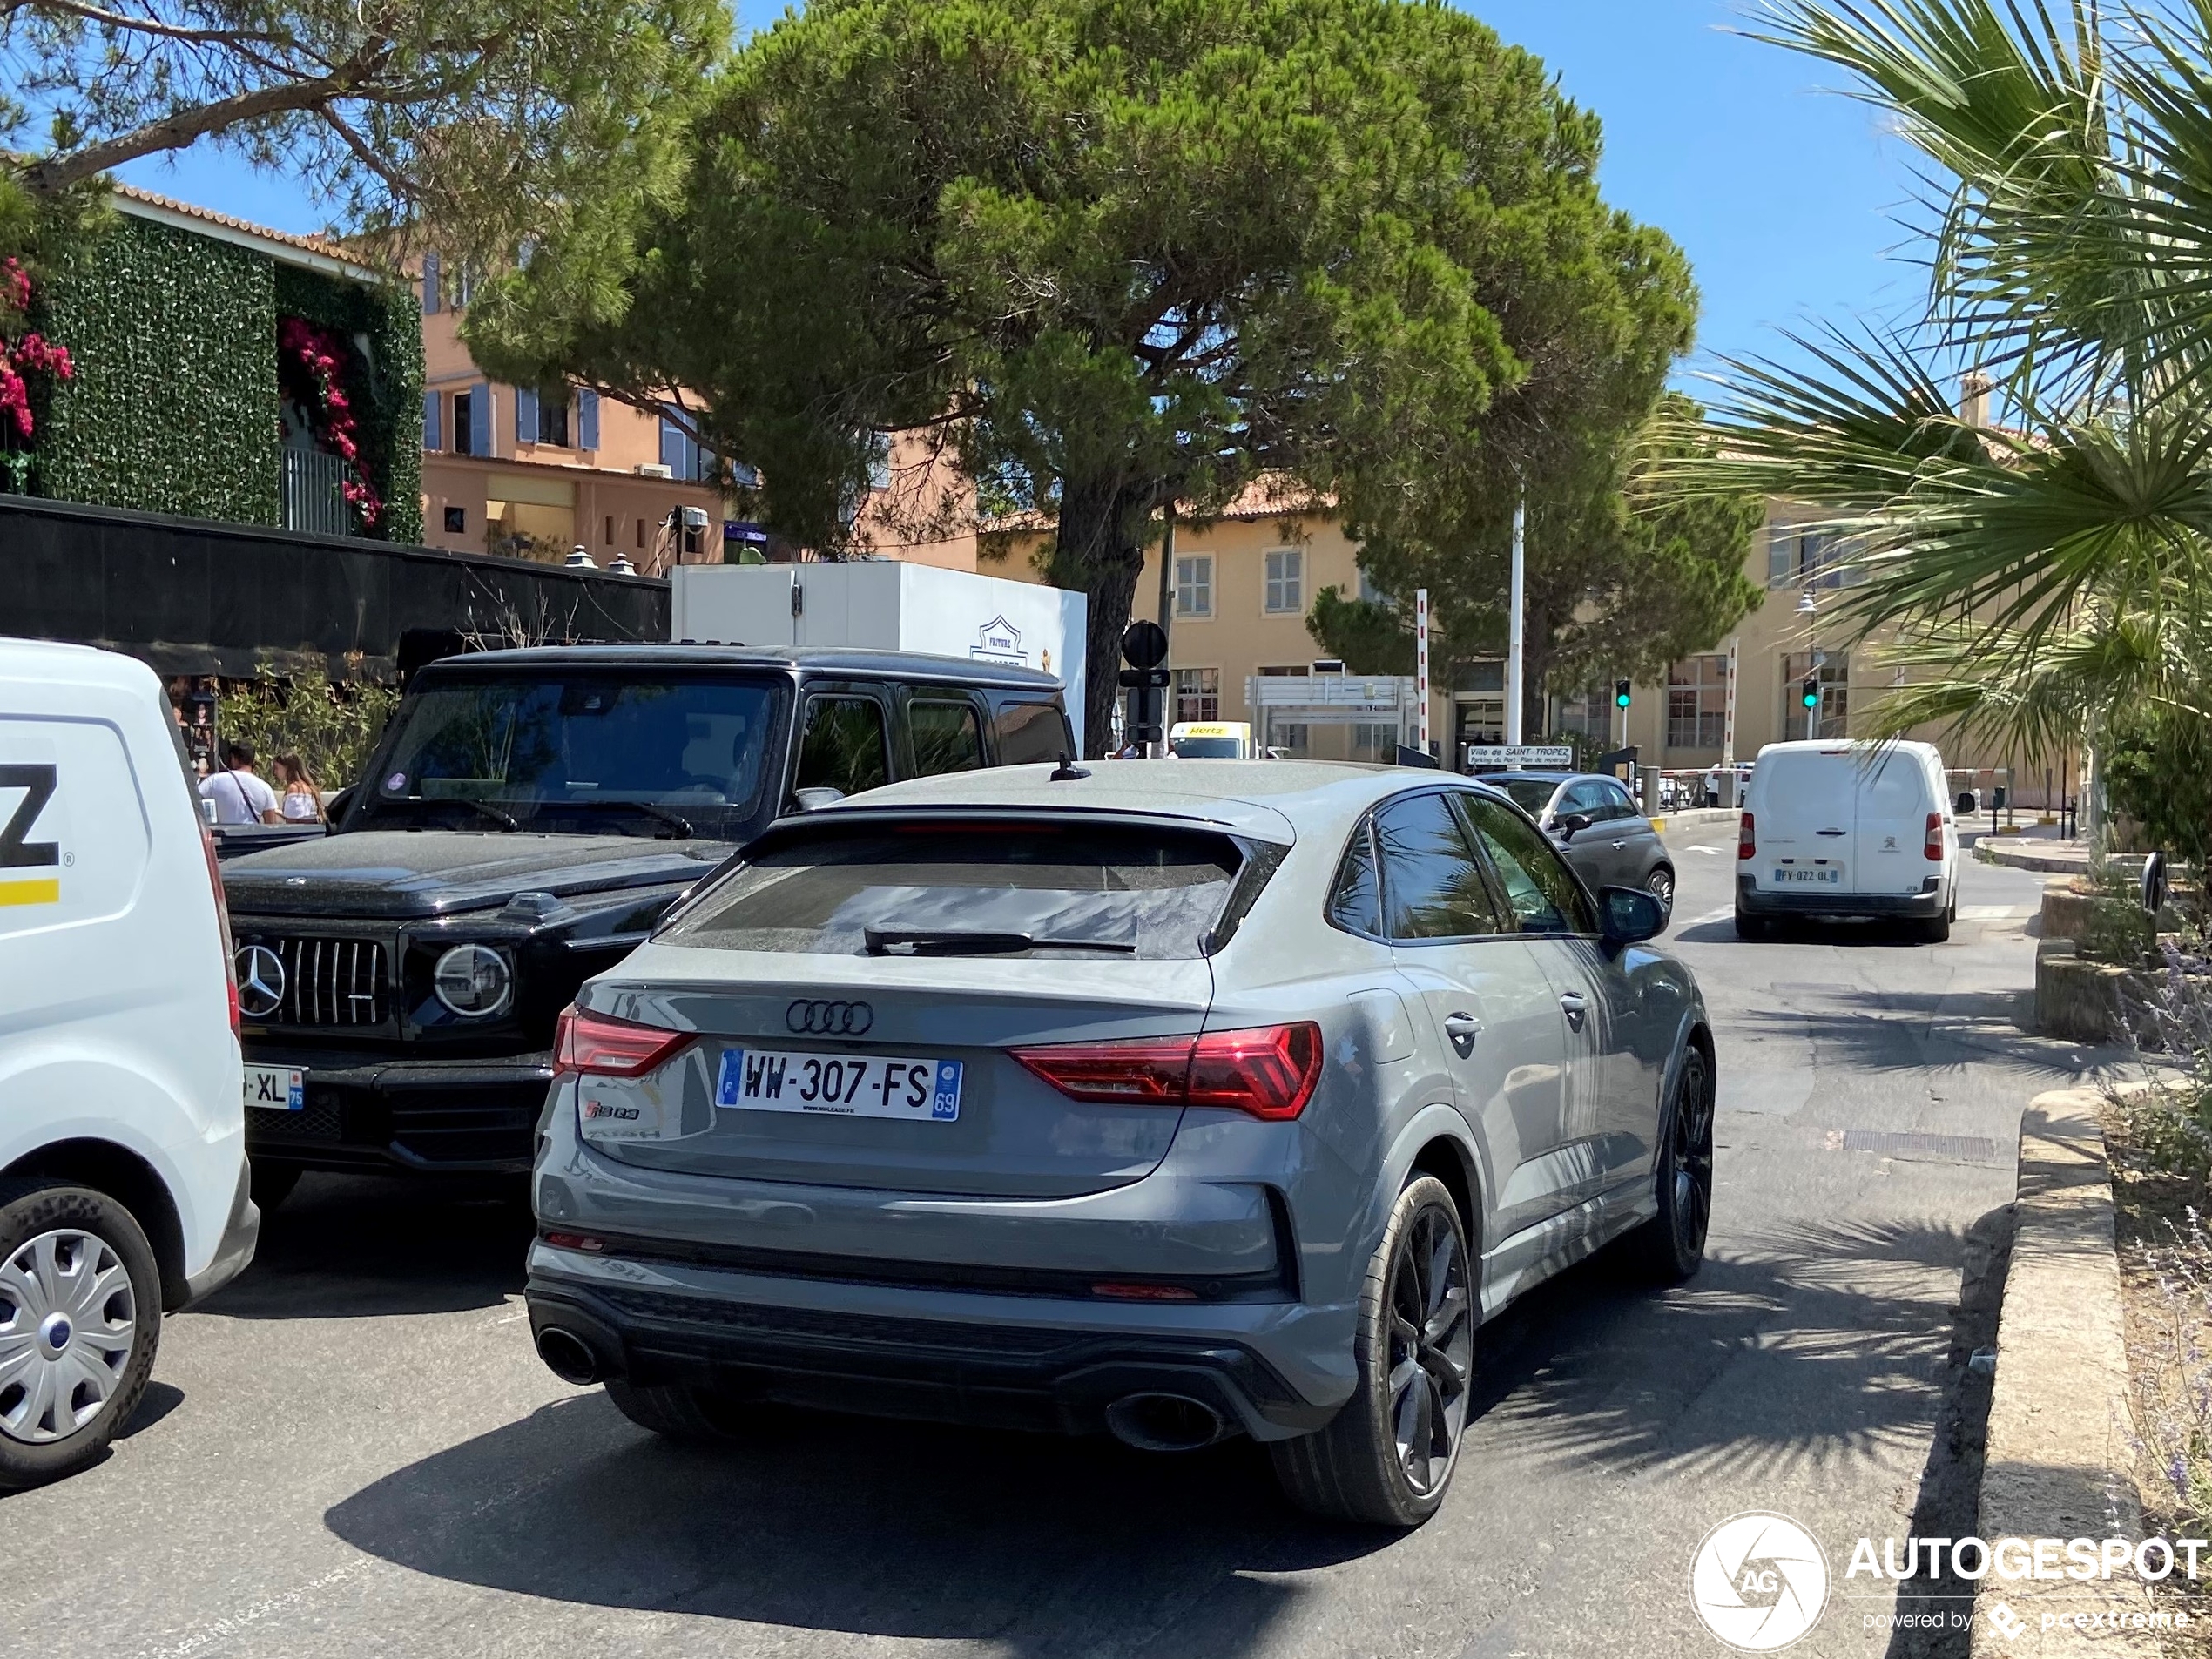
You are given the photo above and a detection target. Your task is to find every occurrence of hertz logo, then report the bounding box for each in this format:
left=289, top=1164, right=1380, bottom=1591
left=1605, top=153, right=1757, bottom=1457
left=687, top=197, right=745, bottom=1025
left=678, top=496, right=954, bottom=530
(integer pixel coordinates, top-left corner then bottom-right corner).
left=0, top=764, right=59, bottom=907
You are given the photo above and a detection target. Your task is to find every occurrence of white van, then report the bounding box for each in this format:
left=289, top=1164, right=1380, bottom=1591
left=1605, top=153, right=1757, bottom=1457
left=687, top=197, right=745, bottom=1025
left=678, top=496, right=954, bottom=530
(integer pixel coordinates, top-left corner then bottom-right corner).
left=0, top=639, right=255, bottom=1486
left=1168, top=721, right=1254, bottom=759
left=1735, top=739, right=1959, bottom=942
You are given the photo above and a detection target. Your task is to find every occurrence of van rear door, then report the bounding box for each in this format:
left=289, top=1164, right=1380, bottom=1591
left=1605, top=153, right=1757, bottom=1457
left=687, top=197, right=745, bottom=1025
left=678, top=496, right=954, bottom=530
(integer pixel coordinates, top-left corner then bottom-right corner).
left=1852, top=748, right=1937, bottom=899
left=1747, top=748, right=1857, bottom=897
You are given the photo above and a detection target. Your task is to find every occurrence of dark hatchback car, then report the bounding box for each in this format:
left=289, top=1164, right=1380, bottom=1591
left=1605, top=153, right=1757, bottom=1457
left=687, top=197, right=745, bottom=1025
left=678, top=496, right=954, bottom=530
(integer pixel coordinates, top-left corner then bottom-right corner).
left=221, top=644, right=1076, bottom=1206
left=1481, top=770, right=1676, bottom=915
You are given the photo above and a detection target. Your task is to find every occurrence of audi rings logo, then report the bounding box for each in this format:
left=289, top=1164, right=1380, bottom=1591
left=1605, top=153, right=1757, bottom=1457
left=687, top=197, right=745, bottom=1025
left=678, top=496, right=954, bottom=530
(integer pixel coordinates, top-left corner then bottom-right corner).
left=235, top=944, right=287, bottom=1019
left=786, top=998, right=873, bottom=1036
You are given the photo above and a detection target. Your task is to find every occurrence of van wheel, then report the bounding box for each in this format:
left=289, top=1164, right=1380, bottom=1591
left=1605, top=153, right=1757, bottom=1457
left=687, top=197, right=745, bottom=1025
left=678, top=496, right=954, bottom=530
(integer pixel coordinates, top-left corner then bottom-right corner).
left=1917, top=911, right=1952, bottom=944
left=604, top=1377, right=754, bottom=1442
left=0, top=1181, right=163, bottom=1489
left=1733, top=909, right=1770, bottom=941
left=248, top=1163, right=300, bottom=1214
left=1624, top=1047, right=1714, bottom=1284
left=1270, top=1175, right=1474, bottom=1528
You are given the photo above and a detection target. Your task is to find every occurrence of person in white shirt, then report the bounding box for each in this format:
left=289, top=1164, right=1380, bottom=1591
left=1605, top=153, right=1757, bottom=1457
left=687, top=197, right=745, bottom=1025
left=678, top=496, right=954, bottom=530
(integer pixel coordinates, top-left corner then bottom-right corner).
left=199, top=740, right=282, bottom=825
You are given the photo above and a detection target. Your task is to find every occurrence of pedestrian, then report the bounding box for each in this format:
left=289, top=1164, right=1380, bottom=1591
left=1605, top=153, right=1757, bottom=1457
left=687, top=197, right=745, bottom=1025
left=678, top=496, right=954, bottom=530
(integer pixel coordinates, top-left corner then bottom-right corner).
left=273, top=752, right=324, bottom=823
left=198, top=739, right=282, bottom=826
left=1703, top=765, right=1720, bottom=808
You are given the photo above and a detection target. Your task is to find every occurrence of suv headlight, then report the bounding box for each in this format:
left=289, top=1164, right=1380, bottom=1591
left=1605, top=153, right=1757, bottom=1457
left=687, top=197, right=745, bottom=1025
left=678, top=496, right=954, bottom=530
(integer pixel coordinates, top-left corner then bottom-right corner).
left=432, top=943, right=513, bottom=1018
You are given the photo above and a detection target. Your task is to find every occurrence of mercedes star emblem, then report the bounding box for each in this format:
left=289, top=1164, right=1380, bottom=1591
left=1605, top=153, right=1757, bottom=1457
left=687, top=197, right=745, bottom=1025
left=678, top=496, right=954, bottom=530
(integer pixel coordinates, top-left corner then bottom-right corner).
left=235, top=944, right=287, bottom=1020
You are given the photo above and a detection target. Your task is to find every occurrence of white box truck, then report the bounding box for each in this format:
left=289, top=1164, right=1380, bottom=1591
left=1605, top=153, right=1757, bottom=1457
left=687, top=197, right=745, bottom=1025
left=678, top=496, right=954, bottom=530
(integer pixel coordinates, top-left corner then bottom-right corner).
left=670, top=563, right=1089, bottom=751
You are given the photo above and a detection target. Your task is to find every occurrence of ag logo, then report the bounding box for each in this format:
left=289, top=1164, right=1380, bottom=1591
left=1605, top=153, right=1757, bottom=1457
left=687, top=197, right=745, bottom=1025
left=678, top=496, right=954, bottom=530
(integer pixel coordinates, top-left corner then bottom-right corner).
left=1689, top=1512, right=1829, bottom=1650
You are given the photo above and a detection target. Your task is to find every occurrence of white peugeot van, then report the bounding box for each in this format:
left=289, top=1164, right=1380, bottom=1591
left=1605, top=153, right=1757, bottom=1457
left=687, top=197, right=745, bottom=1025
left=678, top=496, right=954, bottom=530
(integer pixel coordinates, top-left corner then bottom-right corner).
left=1735, top=739, right=1959, bottom=942
left=0, top=638, right=255, bottom=1487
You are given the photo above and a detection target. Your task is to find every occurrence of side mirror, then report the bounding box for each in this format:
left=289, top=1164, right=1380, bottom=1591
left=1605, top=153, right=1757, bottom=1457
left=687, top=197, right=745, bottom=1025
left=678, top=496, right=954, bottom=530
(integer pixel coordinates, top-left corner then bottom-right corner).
left=1554, top=813, right=1592, bottom=842
left=792, top=786, right=846, bottom=812
left=1599, top=885, right=1667, bottom=947
left=325, top=784, right=355, bottom=826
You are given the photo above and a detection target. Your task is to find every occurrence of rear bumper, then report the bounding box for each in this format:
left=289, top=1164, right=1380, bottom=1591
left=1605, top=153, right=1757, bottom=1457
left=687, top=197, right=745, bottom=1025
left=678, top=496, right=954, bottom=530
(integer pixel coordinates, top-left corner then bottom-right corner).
left=177, top=1157, right=259, bottom=1310
left=525, top=1244, right=1344, bottom=1442
left=1737, top=874, right=1943, bottom=919
left=244, top=1049, right=551, bottom=1174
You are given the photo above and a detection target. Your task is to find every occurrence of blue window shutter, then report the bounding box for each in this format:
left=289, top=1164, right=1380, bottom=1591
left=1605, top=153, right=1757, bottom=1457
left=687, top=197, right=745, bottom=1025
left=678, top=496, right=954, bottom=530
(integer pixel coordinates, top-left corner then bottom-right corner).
left=422, top=388, right=441, bottom=451
left=696, top=439, right=716, bottom=485
left=469, top=384, right=491, bottom=455
left=421, top=251, right=441, bottom=314
left=577, top=389, right=599, bottom=450
left=515, top=385, right=537, bottom=446
left=660, top=413, right=683, bottom=474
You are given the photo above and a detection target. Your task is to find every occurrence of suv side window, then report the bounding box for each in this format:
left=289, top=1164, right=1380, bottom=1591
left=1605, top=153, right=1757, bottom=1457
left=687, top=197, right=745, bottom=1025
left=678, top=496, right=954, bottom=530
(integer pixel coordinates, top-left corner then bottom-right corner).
left=1458, top=794, right=1597, bottom=935
left=1327, top=818, right=1383, bottom=936
left=795, top=694, right=890, bottom=797
left=908, top=695, right=986, bottom=777
left=991, top=698, right=1074, bottom=765
left=1376, top=792, right=1509, bottom=940
left=1562, top=779, right=1614, bottom=820
left=1596, top=781, right=1640, bottom=822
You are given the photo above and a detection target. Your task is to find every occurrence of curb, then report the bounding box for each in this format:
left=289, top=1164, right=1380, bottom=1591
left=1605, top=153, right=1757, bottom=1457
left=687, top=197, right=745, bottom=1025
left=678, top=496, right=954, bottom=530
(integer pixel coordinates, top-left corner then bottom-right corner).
left=1650, top=806, right=1739, bottom=833
left=1971, top=1086, right=2150, bottom=1656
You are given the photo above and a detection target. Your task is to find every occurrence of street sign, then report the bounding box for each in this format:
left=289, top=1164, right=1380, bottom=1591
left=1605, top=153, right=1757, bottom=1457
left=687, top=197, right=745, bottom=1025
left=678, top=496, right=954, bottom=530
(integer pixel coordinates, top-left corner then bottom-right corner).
left=1116, top=667, right=1171, bottom=688
left=1465, top=745, right=1573, bottom=769
left=1122, top=618, right=1169, bottom=670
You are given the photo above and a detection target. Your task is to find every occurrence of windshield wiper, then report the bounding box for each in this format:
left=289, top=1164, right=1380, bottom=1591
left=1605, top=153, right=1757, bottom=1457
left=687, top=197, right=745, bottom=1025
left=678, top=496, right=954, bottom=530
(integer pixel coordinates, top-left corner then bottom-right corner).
left=563, top=799, right=698, bottom=839
left=864, top=928, right=1138, bottom=957
left=427, top=798, right=520, bottom=831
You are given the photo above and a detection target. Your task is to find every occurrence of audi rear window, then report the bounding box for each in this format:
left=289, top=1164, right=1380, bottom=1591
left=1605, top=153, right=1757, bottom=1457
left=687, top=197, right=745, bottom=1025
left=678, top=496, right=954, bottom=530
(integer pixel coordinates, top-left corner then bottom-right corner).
left=658, top=819, right=1250, bottom=960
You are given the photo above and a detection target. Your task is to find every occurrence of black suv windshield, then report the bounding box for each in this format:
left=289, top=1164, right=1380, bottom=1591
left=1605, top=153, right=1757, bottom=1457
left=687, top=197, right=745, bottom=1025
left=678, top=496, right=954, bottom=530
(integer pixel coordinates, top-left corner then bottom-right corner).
left=350, top=673, right=787, bottom=839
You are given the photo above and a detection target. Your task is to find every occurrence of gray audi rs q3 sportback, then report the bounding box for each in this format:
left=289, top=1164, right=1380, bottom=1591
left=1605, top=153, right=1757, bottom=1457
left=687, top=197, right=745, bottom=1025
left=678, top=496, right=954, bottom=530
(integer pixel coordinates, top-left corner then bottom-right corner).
left=525, top=761, right=1716, bottom=1527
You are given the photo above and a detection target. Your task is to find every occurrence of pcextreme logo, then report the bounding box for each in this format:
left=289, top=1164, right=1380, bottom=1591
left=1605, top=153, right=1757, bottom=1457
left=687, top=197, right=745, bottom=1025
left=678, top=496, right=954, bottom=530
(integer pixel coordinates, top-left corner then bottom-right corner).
left=1689, top=1512, right=1831, bottom=1651
left=0, top=763, right=61, bottom=907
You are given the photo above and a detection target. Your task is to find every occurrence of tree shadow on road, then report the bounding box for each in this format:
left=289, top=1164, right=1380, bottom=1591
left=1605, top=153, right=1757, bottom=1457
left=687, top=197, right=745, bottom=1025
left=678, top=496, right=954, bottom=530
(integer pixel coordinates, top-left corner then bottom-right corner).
left=200, top=1172, right=529, bottom=1320
left=1728, top=984, right=2123, bottom=1079
left=321, top=1214, right=2007, bottom=1656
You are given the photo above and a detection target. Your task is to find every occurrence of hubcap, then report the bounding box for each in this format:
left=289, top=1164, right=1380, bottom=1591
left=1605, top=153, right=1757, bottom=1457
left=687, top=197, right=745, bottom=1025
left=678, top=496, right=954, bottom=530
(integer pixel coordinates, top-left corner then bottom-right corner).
left=1671, top=1055, right=1715, bottom=1258
left=1649, top=871, right=1674, bottom=913
left=1386, top=1205, right=1474, bottom=1495
left=0, top=1229, right=138, bottom=1444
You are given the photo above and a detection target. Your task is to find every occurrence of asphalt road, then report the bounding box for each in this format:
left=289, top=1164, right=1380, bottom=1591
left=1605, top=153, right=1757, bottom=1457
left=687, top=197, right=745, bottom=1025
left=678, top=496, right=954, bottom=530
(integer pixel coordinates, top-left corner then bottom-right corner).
left=11, top=824, right=2118, bottom=1659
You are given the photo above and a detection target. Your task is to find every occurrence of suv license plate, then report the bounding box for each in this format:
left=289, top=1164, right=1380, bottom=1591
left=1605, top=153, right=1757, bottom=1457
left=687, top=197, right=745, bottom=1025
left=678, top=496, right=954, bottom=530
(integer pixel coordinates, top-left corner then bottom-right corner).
left=716, top=1049, right=962, bottom=1123
left=244, top=1064, right=306, bottom=1111
left=1773, top=867, right=1843, bottom=886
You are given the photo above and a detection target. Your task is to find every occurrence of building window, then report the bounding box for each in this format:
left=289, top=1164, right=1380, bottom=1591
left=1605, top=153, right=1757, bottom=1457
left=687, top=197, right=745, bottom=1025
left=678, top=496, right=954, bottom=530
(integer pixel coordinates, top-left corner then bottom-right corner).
left=1782, top=651, right=1851, bottom=738
left=1357, top=567, right=1388, bottom=604
left=1174, top=667, right=1220, bottom=723
left=1174, top=554, right=1212, bottom=618
left=1264, top=548, right=1303, bottom=614
left=1665, top=654, right=1730, bottom=750
left=1352, top=722, right=1396, bottom=759
left=443, top=506, right=465, bottom=534
left=535, top=393, right=570, bottom=448
left=1768, top=523, right=1850, bottom=590
left=604, top=516, right=615, bottom=547
left=1554, top=685, right=1611, bottom=744
left=451, top=390, right=475, bottom=456
left=636, top=518, right=646, bottom=550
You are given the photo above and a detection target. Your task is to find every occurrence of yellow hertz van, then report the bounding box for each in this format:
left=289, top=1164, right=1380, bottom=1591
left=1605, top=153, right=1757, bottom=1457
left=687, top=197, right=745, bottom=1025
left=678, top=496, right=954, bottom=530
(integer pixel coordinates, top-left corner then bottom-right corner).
left=1167, top=722, right=1254, bottom=759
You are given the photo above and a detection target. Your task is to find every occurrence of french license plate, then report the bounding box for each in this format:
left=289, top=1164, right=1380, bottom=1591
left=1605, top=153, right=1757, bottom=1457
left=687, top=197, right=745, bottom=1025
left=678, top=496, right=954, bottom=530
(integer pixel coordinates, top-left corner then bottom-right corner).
left=1773, top=866, right=1843, bottom=886
left=715, top=1049, right=963, bottom=1123
left=244, top=1063, right=306, bottom=1111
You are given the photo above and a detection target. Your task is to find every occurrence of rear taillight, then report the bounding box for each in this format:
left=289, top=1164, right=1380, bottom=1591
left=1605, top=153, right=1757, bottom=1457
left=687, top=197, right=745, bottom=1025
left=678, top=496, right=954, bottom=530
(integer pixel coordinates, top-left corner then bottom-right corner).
left=1925, top=812, right=1945, bottom=861
left=199, top=822, right=238, bottom=1036
left=552, top=1004, right=695, bottom=1077
left=1012, top=1022, right=1324, bottom=1122
left=1738, top=812, right=1756, bottom=860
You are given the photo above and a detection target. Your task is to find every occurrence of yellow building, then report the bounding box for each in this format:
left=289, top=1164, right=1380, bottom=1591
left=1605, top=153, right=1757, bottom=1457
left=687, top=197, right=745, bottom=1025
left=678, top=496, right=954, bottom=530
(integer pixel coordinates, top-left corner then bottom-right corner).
left=989, top=494, right=2057, bottom=804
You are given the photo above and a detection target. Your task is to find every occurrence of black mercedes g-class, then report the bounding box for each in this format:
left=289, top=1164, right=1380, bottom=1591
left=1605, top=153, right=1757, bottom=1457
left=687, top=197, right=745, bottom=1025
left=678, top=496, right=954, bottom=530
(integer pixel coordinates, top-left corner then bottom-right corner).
left=222, top=644, right=1076, bottom=1205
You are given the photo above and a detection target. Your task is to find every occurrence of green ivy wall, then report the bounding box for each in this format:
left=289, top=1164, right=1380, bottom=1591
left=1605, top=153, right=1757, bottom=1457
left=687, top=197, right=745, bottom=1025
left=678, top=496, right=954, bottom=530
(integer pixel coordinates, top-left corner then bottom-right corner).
left=24, top=212, right=423, bottom=542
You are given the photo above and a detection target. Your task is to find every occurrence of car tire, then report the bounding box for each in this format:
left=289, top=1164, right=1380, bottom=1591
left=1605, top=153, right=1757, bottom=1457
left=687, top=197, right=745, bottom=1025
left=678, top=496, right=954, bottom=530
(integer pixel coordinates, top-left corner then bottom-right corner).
left=1732, top=908, right=1769, bottom=941
left=248, top=1163, right=300, bottom=1215
left=604, top=1377, right=753, bottom=1443
left=1270, top=1174, right=1474, bottom=1529
left=0, top=1180, right=163, bottom=1489
left=1918, top=910, right=1952, bottom=944
left=1644, top=866, right=1676, bottom=917
left=1625, top=1046, right=1714, bottom=1285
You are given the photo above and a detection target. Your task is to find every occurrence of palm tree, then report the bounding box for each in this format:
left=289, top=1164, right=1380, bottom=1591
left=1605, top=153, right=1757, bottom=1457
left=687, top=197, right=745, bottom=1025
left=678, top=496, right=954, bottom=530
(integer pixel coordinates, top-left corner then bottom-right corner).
left=1669, top=0, right=2212, bottom=845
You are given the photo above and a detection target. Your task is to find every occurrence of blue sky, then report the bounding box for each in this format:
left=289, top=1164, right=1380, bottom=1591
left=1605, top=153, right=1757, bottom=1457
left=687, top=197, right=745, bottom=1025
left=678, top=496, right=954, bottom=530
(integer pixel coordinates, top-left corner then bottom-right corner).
left=111, top=0, right=1925, bottom=382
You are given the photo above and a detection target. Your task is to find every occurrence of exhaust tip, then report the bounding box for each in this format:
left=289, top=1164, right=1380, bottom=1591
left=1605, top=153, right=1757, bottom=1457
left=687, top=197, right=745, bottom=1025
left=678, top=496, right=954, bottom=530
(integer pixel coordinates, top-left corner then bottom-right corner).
left=1104, top=1392, right=1230, bottom=1453
left=536, top=1325, right=604, bottom=1386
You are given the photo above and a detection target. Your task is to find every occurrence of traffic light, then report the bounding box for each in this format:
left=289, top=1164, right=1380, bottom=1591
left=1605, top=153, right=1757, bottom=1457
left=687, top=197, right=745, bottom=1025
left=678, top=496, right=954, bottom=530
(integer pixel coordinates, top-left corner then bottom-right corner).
left=1613, top=679, right=1632, bottom=711
left=1801, top=678, right=1821, bottom=711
